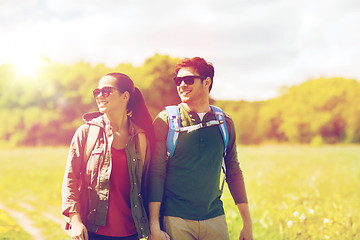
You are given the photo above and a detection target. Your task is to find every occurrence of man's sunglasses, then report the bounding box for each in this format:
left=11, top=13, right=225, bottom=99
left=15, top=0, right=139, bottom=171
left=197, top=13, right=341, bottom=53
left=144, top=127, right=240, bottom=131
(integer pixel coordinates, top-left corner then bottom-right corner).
left=93, top=86, right=118, bottom=98
left=173, top=75, right=205, bottom=86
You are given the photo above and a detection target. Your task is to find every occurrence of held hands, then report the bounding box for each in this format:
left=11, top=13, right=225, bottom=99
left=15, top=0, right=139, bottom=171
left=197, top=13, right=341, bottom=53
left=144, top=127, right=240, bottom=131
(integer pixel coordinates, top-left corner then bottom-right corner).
left=148, top=228, right=171, bottom=240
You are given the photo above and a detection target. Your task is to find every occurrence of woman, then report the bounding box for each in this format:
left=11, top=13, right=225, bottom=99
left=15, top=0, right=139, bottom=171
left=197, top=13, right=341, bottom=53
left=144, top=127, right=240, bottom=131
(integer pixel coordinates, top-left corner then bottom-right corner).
left=62, top=73, right=154, bottom=240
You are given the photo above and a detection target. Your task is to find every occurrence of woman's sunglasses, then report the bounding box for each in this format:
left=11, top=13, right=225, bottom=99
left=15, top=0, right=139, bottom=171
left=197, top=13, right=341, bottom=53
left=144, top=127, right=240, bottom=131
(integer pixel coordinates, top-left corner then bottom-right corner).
left=93, top=86, right=118, bottom=98
left=173, top=75, right=205, bottom=86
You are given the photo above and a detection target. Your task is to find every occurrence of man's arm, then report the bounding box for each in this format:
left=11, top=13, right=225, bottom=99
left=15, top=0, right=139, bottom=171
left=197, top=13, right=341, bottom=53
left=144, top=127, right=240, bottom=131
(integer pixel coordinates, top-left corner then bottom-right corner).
left=223, top=114, right=253, bottom=239
left=148, top=112, right=171, bottom=240
left=148, top=202, right=170, bottom=240
left=237, top=203, right=253, bottom=240
left=148, top=112, right=169, bottom=202
left=227, top=173, right=253, bottom=240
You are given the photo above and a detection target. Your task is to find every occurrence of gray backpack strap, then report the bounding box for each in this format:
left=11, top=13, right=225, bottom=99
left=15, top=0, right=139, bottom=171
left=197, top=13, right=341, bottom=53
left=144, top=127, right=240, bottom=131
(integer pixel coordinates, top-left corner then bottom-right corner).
left=84, top=124, right=101, bottom=163
left=137, top=132, right=147, bottom=164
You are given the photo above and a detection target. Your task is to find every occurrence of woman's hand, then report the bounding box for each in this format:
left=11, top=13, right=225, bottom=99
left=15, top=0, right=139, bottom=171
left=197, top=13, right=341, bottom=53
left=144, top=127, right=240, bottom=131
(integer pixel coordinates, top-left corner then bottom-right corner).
left=70, top=213, right=88, bottom=240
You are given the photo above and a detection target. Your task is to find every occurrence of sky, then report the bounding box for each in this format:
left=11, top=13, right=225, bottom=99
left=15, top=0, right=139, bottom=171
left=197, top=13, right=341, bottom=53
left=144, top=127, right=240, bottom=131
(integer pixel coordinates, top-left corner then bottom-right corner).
left=1, top=0, right=360, bottom=101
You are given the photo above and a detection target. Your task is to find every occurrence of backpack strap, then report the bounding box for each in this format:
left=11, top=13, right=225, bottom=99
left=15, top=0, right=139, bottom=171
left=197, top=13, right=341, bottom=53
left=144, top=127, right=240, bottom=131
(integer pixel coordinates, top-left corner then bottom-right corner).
left=175, top=120, right=222, bottom=133
left=210, top=105, right=229, bottom=193
left=165, top=106, right=181, bottom=158
left=210, top=105, right=229, bottom=155
left=84, top=124, right=101, bottom=163
left=137, top=132, right=147, bottom=164
left=165, top=105, right=229, bottom=193
left=165, top=105, right=229, bottom=159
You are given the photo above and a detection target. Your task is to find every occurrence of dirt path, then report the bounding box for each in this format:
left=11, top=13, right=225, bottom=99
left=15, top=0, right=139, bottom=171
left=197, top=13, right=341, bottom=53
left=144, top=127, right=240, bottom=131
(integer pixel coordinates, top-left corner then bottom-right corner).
left=43, top=212, right=71, bottom=236
left=0, top=202, right=46, bottom=240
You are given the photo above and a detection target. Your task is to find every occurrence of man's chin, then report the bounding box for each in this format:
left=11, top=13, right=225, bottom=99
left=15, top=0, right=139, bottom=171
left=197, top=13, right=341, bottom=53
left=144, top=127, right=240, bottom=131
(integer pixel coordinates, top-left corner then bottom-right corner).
left=98, top=108, right=106, bottom=113
left=180, top=96, right=190, bottom=103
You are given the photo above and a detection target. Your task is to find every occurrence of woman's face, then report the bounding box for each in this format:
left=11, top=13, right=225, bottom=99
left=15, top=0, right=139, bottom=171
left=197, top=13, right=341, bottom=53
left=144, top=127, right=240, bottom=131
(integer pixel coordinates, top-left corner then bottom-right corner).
left=95, top=75, right=127, bottom=114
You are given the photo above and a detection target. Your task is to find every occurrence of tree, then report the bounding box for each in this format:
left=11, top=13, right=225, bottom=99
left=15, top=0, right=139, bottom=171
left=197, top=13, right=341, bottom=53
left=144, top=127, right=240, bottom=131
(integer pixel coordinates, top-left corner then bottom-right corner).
left=139, top=54, right=180, bottom=117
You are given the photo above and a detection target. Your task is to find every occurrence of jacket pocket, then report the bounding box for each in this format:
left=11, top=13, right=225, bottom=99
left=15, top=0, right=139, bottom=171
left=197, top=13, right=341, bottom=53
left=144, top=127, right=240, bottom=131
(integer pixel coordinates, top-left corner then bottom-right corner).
left=86, top=147, right=103, bottom=187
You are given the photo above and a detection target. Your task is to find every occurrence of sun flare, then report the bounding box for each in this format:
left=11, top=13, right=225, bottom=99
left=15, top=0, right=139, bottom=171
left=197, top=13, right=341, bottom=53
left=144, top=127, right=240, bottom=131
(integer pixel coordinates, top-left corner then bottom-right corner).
left=14, top=55, right=47, bottom=79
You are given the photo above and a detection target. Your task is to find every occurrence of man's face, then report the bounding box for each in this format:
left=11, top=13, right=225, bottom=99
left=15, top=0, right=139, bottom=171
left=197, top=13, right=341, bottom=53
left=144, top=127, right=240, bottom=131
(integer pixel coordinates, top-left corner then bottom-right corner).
left=175, top=67, right=209, bottom=104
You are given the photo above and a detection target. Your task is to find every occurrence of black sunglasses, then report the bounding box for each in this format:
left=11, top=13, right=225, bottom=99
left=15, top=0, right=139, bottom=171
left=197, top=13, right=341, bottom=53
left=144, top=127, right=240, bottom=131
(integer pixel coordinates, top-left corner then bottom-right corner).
left=173, top=75, right=205, bottom=86
left=93, top=86, right=118, bottom=98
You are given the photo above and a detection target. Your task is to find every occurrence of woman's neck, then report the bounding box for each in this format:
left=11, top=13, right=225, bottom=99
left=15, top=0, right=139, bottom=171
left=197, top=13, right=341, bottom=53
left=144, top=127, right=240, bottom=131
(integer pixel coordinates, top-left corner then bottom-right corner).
left=104, top=110, right=128, bottom=132
left=105, top=111, right=130, bottom=149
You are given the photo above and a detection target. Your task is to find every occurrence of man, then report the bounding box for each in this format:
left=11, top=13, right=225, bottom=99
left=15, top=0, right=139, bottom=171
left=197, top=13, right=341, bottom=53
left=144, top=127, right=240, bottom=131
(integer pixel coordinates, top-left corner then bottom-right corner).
left=148, top=57, right=253, bottom=240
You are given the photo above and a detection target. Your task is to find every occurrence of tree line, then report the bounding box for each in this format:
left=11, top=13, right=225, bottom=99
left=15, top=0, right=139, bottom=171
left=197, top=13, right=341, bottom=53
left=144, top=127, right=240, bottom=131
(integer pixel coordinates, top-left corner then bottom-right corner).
left=217, top=77, right=360, bottom=144
left=0, top=54, right=359, bottom=147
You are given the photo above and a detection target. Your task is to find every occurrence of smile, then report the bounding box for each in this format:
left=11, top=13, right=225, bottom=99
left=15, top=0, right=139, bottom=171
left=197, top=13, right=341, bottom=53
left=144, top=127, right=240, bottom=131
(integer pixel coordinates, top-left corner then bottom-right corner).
left=180, top=90, right=191, bottom=95
left=98, top=101, right=108, bottom=106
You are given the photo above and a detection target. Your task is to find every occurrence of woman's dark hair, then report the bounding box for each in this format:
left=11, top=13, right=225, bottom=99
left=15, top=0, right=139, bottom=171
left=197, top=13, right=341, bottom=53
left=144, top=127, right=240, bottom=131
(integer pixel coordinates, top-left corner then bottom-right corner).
left=105, top=72, right=155, bottom=150
left=175, top=57, right=215, bottom=92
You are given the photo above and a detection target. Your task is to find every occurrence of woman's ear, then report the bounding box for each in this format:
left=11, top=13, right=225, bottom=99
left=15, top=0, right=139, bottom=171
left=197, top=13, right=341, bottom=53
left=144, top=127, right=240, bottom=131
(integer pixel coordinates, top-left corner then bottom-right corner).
left=123, top=91, right=130, bottom=102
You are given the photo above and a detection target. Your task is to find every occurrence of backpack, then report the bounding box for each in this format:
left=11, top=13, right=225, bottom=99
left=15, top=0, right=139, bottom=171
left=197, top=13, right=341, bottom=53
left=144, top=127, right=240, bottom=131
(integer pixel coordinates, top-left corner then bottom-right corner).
left=165, top=105, right=229, bottom=192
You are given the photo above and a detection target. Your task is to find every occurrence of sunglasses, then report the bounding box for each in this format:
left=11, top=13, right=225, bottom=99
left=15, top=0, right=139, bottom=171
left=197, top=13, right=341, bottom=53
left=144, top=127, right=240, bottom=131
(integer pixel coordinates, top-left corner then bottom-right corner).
left=93, top=86, right=118, bottom=98
left=173, top=75, right=205, bottom=86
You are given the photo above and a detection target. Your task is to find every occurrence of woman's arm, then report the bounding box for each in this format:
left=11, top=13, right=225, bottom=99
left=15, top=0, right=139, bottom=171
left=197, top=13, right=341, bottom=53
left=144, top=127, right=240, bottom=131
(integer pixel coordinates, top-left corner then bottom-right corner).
left=69, top=213, right=89, bottom=240
left=61, top=125, right=87, bottom=224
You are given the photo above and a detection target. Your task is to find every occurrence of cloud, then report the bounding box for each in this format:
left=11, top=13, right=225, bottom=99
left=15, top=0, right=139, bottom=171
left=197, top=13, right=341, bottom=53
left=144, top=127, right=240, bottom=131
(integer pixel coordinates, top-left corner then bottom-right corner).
left=1, top=0, right=360, bottom=101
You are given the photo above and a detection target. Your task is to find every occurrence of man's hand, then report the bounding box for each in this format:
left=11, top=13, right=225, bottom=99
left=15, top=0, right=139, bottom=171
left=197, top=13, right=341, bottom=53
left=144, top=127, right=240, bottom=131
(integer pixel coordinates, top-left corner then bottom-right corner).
left=239, top=224, right=253, bottom=240
left=237, top=203, right=253, bottom=240
left=70, top=213, right=88, bottom=240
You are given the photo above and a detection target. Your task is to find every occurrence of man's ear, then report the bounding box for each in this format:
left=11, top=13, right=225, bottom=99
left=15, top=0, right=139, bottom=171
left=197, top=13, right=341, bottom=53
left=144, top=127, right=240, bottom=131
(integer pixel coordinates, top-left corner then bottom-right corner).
left=203, top=77, right=211, bottom=88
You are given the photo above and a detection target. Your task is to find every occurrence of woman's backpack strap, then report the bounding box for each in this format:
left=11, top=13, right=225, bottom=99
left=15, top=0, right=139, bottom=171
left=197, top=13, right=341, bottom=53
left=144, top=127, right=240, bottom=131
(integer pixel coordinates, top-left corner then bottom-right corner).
left=84, top=124, right=101, bottom=163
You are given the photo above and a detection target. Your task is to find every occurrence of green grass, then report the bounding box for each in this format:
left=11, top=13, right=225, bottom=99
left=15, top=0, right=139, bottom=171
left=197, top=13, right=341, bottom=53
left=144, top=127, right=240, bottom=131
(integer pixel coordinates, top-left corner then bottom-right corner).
left=0, top=145, right=359, bottom=239
left=0, top=209, right=31, bottom=239
left=0, top=147, right=69, bottom=240
left=223, top=145, right=360, bottom=240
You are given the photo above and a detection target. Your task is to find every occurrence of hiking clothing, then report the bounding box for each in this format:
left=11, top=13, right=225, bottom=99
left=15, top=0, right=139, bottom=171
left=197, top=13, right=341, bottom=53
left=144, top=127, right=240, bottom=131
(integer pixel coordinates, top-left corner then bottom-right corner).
left=96, top=148, right=137, bottom=237
left=88, top=232, right=139, bottom=240
left=163, top=215, right=230, bottom=240
left=149, top=103, right=248, bottom=221
left=62, top=112, right=150, bottom=238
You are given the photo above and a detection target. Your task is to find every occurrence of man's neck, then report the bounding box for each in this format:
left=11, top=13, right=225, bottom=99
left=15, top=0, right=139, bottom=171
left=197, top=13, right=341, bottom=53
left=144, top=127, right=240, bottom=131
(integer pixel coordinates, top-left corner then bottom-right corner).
left=182, top=99, right=210, bottom=113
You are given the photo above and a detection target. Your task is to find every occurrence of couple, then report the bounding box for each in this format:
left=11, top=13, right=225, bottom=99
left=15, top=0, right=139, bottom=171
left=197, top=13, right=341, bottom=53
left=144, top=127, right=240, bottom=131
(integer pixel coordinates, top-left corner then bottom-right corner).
left=62, top=57, right=253, bottom=240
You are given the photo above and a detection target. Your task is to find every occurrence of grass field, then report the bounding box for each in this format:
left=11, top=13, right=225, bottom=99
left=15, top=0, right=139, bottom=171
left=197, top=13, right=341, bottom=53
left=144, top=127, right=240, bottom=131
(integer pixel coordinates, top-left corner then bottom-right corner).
left=0, top=145, right=359, bottom=239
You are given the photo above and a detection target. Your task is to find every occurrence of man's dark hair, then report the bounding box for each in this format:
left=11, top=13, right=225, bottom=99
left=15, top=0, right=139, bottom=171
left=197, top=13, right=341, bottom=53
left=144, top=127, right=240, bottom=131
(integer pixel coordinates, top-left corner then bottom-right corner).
left=175, top=57, right=215, bottom=92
